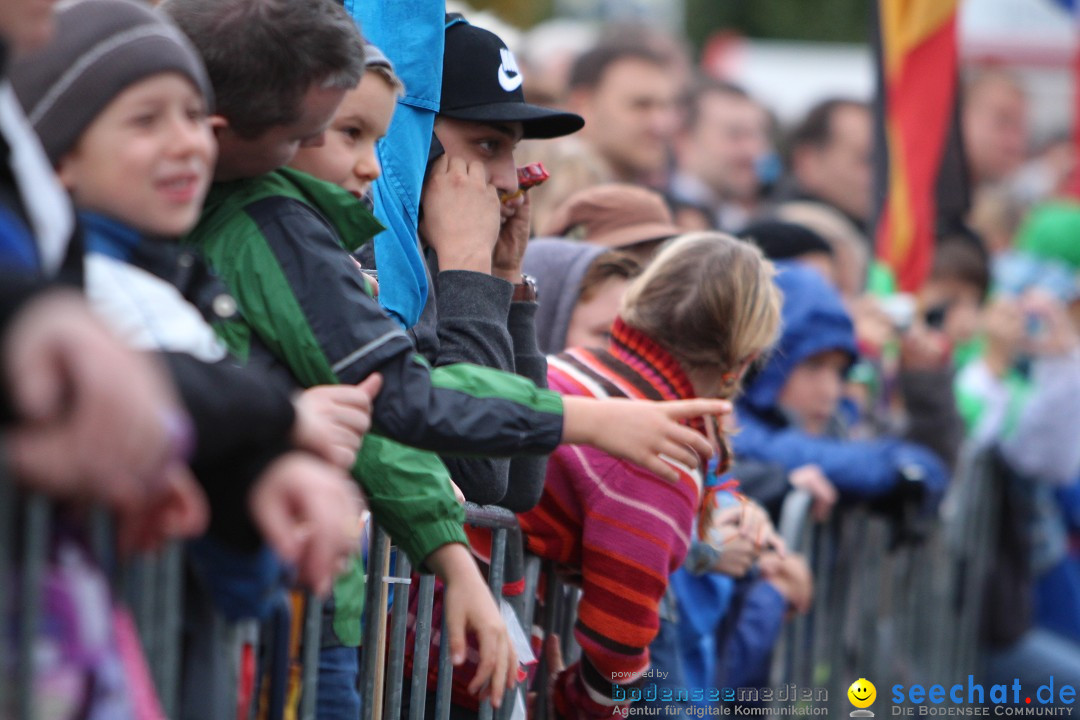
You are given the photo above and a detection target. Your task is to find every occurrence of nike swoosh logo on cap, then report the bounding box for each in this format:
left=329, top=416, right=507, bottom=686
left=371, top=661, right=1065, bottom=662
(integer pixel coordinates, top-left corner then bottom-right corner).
left=498, top=47, right=524, bottom=92
left=498, top=64, right=523, bottom=92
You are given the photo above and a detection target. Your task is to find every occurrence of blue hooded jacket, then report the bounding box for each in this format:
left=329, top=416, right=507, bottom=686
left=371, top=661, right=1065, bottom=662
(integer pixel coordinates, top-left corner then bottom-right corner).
left=345, top=0, right=440, bottom=328
left=734, top=264, right=947, bottom=498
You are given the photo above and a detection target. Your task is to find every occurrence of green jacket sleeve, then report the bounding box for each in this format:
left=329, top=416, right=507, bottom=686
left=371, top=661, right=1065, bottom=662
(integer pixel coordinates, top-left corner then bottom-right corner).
left=196, top=201, right=467, bottom=563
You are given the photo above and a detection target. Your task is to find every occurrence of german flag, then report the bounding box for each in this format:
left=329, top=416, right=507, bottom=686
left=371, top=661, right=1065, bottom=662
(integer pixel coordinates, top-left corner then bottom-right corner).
left=873, top=0, right=963, bottom=292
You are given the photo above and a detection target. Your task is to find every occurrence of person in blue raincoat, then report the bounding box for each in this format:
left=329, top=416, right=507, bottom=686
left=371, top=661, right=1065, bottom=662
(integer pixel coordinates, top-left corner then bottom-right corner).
left=734, top=263, right=948, bottom=502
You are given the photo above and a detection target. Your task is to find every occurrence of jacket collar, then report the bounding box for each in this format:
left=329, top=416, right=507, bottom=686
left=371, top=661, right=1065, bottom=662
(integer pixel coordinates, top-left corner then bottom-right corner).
left=80, top=211, right=143, bottom=261
left=205, top=167, right=385, bottom=252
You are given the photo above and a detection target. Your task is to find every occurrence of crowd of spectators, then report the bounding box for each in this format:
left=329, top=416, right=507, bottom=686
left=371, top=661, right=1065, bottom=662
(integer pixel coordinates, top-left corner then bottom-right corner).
left=3, top=0, right=1080, bottom=717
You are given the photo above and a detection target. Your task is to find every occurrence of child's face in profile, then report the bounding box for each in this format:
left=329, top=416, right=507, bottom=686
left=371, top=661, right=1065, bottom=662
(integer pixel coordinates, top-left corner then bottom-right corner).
left=565, top=275, right=630, bottom=350
left=778, top=349, right=849, bottom=436
left=57, top=73, right=215, bottom=237
left=290, top=72, right=397, bottom=201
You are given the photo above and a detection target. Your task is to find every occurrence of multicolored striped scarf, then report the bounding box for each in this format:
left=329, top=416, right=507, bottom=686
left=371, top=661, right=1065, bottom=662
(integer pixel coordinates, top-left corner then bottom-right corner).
left=549, top=316, right=736, bottom=535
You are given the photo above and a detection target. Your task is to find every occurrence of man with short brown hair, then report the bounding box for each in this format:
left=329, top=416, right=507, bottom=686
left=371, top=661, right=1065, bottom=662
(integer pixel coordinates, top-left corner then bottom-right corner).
left=565, top=44, right=680, bottom=186
left=672, top=79, right=773, bottom=232
left=779, top=98, right=874, bottom=235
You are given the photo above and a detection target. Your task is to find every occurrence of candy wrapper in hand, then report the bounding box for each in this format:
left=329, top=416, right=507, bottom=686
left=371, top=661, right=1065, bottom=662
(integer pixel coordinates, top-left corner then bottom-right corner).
left=502, top=162, right=549, bottom=204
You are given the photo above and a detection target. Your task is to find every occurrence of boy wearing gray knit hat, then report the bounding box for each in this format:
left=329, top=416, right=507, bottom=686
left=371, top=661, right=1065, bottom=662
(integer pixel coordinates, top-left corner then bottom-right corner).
left=10, top=0, right=214, bottom=238
left=12, top=0, right=212, bottom=169
left=9, top=0, right=380, bottom=633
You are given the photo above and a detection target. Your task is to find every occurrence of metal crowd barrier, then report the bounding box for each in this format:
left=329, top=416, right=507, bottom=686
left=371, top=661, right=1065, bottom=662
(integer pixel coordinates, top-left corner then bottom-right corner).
left=1, top=442, right=1007, bottom=719
left=357, top=502, right=531, bottom=720
left=767, top=444, right=1004, bottom=711
left=0, top=472, right=307, bottom=720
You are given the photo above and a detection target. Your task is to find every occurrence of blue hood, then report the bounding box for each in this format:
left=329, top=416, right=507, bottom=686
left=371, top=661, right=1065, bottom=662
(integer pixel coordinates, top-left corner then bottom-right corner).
left=742, top=263, right=857, bottom=412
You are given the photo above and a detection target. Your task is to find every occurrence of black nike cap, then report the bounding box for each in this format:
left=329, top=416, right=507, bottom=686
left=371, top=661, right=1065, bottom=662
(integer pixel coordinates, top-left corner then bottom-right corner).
left=440, top=16, right=584, bottom=140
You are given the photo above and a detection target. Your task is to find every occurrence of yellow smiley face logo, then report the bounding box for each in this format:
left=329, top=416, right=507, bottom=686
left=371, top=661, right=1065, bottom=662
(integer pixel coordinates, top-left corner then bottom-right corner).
left=848, top=678, right=876, bottom=708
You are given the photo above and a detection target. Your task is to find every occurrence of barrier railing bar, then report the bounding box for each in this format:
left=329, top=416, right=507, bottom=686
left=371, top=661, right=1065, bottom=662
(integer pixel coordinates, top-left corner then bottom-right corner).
left=0, top=460, right=13, bottom=718
left=208, top=612, right=230, bottom=720
left=18, top=494, right=48, bottom=720
left=89, top=506, right=111, bottom=577
left=859, top=516, right=885, bottom=674
left=135, top=556, right=158, bottom=687
left=408, top=574, right=436, bottom=720
left=768, top=488, right=814, bottom=695
left=361, top=524, right=391, bottom=720
left=519, top=554, right=542, bottom=635
left=827, top=513, right=855, bottom=698
left=483, top=528, right=508, bottom=720
left=371, top=537, right=393, bottom=720
left=434, top=613, right=453, bottom=720
left=158, top=543, right=183, bottom=719
left=384, top=553, right=413, bottom=720
left=298, top=591, right=322, bottom=720
left=463, top=503, right=519, bottom=530
left=558, top=585, right=581, bottom=666
left=533, top=558, right=563, bottom=720
left=777, top=489, right=813, bottom=551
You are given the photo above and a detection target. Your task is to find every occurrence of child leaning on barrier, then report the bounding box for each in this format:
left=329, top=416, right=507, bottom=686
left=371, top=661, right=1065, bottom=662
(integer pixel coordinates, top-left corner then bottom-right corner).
left=160, top=0, right=730, bottom=713
left=9, top=0, right=381, bottom=597
left=517, top=233, right=783, bottom=719
left=523, top=236, right=812, bottom=710
left=3, top=1, right=376, bottom=714
left=288, top=34, right=550, bottom=717
left=0, top=0, right=209, bottom=543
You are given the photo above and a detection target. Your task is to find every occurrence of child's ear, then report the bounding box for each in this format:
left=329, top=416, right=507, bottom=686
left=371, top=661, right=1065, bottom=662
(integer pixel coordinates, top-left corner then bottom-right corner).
left=208, top=114, right=229, bottom=135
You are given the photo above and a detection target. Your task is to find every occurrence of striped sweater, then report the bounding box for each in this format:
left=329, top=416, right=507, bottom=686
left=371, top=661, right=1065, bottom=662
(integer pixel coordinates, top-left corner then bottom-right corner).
left=517, top=317, right=706, bottom=719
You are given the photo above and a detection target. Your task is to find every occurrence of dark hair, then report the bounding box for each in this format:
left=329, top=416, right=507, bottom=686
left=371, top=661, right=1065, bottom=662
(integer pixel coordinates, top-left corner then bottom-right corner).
left=930, top=233, right=991, bottom=301
left=162, top=0, right=365, bottom=139
left=578, top=251, right=641, bottom=303
left=682, top=77, right=750, bottom=132
left=740, top=220, right=834, bottom=263
left=786, top=98, right=867, bottom=157
left=567, top=44, right=666, bottom=92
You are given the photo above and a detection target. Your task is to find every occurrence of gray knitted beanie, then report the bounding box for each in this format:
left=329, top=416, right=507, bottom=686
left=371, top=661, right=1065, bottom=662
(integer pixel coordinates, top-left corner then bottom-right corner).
left=9, top=0, right=213, bottom=166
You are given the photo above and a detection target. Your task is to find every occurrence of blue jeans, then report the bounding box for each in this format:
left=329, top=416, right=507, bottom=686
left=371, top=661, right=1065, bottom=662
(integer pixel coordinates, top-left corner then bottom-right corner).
left=317, top=645, right=361, bottom=720
left=640, top=595, right=693, bottom=714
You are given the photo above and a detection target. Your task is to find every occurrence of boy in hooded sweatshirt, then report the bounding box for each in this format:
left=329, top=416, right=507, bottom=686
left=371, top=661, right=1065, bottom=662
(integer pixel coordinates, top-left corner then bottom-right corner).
left=523, top=238, right=641, bottom=356
left=734, top=263, right=948, bottom=502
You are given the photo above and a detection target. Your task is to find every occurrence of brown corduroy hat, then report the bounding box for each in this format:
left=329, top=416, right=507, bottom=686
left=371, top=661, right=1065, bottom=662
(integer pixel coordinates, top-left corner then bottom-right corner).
left=541, top=183, right=680, bottom=249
